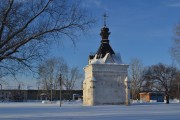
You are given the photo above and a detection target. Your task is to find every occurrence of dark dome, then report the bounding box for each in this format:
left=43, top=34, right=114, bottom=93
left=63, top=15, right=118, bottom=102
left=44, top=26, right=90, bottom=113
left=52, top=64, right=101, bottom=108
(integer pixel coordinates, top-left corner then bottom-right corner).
left=100, top=26, right=110, bottom=40
left=96, top=26, right=115, bottom=59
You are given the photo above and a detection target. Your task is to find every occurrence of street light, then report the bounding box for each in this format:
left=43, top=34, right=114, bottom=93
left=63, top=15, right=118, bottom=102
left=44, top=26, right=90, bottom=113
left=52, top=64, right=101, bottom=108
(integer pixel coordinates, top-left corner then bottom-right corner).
left=178, top=81, right=180, bottom=104
left=0, top=84, right=2, bottom=91
left=50, top=83, right=53, bottom=103
left=0, top=84, right=2, bottom=102
left=59, top=74, right=62, bottom=107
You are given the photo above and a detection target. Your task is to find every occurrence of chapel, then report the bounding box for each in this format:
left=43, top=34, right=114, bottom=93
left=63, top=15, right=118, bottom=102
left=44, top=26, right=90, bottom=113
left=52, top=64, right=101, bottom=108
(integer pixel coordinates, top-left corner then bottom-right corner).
left=83, top=15, right=130, bottom=106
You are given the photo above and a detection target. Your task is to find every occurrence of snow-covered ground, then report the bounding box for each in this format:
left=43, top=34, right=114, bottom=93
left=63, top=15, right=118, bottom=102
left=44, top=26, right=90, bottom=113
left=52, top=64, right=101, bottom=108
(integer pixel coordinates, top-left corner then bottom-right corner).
left=0, top=101, right=180, bottom=120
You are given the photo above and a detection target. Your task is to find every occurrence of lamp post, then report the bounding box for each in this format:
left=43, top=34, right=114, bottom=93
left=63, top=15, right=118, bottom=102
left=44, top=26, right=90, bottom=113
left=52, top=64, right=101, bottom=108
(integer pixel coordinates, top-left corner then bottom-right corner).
left=59, top=74, right=62, bottom=107
left=178, top=81, right=180, bottom=103
left=51, top=83, right=53, bottom=103
left=0, top=84, right=2, bottom=101
left=0, top=84, right=2, bottom=90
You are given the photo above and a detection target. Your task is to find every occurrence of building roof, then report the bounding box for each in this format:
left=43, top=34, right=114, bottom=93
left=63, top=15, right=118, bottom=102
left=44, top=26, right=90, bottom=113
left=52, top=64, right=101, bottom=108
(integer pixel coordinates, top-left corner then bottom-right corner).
left=96, top=41, right=115, bottom=59
left=88, top=15, right=125, bottom=65
left=93, top=26, right=115, bottom=59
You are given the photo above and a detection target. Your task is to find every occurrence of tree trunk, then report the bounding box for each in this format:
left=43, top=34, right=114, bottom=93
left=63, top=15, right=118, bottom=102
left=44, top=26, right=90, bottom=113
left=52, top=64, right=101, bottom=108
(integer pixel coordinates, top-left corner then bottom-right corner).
left=68, top=90, right=71, bottom=101
left=165, top=95, right=169, bottom=104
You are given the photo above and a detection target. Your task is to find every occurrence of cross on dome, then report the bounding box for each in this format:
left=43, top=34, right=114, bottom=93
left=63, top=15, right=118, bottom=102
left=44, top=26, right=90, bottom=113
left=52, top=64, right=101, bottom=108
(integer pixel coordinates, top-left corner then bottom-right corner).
left=103, top=13, right=108, bottom=27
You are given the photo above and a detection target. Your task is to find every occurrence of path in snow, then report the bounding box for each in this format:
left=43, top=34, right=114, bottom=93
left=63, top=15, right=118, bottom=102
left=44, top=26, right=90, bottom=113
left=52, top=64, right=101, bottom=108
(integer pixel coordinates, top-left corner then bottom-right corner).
left=0, top=102, right=180, bottom=120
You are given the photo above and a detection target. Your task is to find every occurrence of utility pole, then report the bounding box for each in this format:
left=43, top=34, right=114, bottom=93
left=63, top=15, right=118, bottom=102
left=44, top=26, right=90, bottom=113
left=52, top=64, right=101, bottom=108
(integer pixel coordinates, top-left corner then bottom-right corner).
left=0, top=84, right=2, bottom=91
left=59, top=74, right=62, bottom=107
left=0, top=84, right=2, bottom=101
left=51, top=83, right=53, bottom=103
left=178, top=81, right=180, bottom=104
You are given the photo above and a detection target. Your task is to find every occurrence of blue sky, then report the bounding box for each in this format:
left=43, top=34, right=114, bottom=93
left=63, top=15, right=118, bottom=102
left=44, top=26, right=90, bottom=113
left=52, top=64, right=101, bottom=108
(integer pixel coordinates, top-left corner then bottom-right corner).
left=51, top=0, right=180, bottom=68
left=10, top=0, right=180, bottom=88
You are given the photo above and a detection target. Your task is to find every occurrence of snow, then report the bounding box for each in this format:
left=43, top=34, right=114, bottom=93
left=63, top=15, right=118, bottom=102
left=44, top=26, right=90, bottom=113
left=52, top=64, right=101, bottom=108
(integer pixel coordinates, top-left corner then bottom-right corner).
left=0, top=101, right=180, bottom=120
left=90, top=53, right=122, bottom=65
left=90, top=54, right=104, bottom=64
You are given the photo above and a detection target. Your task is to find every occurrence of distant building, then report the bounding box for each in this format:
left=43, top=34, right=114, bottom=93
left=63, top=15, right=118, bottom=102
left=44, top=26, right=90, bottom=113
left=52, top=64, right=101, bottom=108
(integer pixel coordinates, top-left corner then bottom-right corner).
left=0, top=90, right=27, bottom=102
left=139, top=92, right=164, bottom=102
left=83, top=15, right=130, bottom=106
left=0, top=89, right=82, bottom=102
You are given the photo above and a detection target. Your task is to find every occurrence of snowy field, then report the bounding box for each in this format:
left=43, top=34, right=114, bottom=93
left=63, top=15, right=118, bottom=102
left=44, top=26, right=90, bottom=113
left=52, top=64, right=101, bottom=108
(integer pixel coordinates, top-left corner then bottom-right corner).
left=0, top=101, right=180, bottom=120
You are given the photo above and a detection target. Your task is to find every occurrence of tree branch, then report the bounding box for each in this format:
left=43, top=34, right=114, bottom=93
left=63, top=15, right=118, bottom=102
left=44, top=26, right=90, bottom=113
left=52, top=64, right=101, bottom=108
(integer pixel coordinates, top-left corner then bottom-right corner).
left=0, top=0, right=14, bottom=40
left=0, top=0, right=51, bottom=49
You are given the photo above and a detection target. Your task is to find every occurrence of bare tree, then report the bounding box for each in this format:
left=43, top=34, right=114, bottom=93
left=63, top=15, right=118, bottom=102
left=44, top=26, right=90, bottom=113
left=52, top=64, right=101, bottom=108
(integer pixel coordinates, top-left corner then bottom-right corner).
left=38, top=57, right=82, bottom=100
left=0, top=0, right=95, bottom=79
left=170, top=73, right=180, bottom=99
left=144, top=63, right=178, bottom=104
left=62, top=66, right=82, bottom=101
left=37, top=57, right=66, bottom=99
left=129, top=58, right=144, bottom=100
